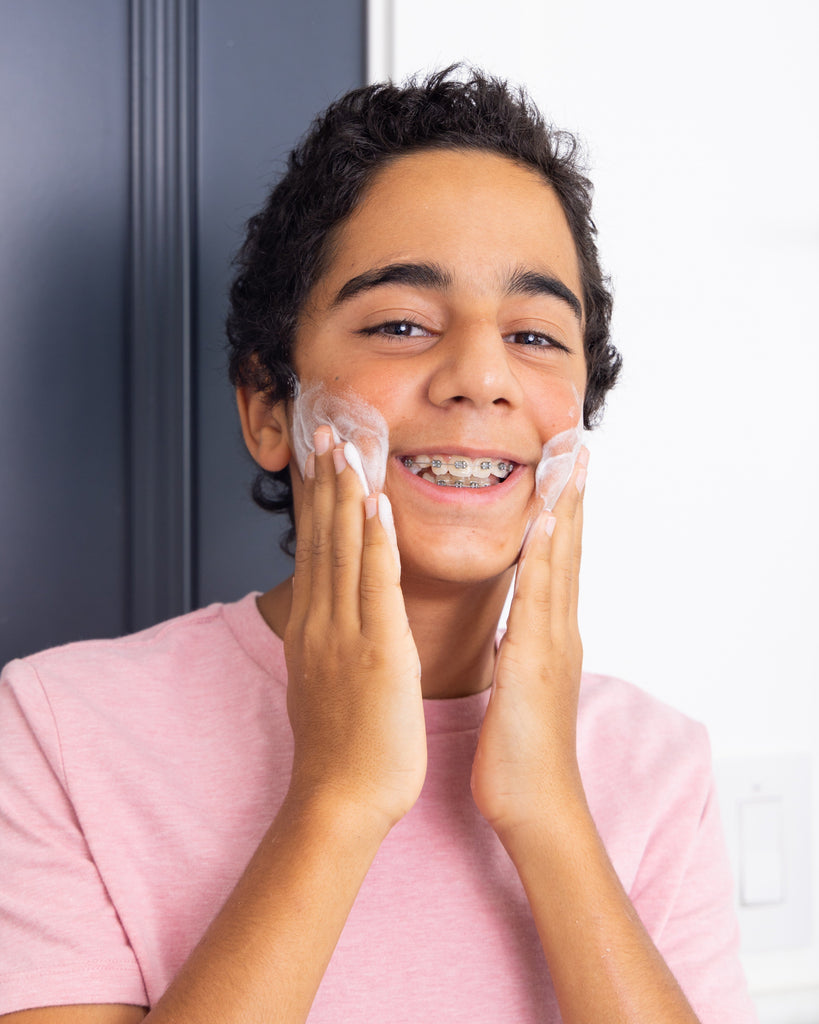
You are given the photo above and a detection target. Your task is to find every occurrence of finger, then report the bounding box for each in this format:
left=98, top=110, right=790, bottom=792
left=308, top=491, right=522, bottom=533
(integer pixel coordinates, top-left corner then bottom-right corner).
left=566, top=447, right=587, bottom=621
left=290, top=450, right=316, bottom=625
left=330, top=443, right=367, bottom=628
left=308, top=426, right=337, bottom=609
left=570, top=473, right=585, bottom=620
left=548, top=447, right=587, bottom=628
left=359, top=493, right=405, bottom=638
left=510, top=446, right=587, bottom=635
left=507, top=508, right=555, bottom=642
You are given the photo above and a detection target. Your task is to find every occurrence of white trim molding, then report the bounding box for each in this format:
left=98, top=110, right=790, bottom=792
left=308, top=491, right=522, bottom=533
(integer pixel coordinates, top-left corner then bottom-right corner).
left=366, top=0, right=393, bottom=82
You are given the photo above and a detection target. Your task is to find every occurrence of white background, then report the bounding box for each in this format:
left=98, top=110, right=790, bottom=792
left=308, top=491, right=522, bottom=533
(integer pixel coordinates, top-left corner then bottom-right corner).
left=369, top=0, right=819, bottom=1016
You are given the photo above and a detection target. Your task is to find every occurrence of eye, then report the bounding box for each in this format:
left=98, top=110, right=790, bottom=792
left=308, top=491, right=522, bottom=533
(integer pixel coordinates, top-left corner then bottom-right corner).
left=358, top=320, right=430, bottom=339
left=506, top=330, right=570, bottom=353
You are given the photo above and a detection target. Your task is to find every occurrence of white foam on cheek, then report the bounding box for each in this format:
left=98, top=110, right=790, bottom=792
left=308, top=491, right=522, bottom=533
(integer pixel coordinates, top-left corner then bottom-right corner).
left=535, top=422, right=584, bottom=510
left=533, top=388, right=585, bottom=511
left=291, top=381, right=390, bottom=495
left=511, top=393, right=586, bottom=579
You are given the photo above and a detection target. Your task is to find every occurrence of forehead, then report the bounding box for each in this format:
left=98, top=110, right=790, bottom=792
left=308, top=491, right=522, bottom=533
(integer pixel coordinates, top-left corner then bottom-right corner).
left=312, top=148, right=584, bottom=305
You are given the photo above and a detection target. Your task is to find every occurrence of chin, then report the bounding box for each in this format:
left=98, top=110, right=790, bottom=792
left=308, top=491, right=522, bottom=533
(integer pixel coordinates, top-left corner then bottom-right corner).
left=397, top=533, right=521, bottom=588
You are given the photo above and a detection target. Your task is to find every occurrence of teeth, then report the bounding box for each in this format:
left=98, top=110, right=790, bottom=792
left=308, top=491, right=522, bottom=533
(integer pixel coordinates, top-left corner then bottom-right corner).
left=423, top=472, right=491, bottom=488
left=402, top=455, right=515, bottom=484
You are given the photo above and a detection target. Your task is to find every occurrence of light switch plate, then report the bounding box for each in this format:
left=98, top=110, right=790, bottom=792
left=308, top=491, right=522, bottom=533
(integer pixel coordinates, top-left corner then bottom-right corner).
left=739, top=796, right=784, bottom=905
left=715, top=755, right=812, bottom=952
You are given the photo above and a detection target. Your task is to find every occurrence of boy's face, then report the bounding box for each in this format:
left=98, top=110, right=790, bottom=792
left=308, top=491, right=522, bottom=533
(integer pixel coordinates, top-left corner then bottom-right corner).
left=288, top=148, right=587, bottom=587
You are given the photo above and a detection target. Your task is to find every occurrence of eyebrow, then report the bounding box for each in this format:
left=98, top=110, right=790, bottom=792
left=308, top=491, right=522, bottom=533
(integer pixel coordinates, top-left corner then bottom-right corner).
left=330, top=260, right=583, bottom=322
left=506, top=268, right=583, bottom=323
left=331, top=262, right=453, bottom=307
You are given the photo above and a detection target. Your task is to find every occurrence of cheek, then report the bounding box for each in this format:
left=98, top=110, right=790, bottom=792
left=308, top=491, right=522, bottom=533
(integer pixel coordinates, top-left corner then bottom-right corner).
left=531, top=378, right=585, bottom=442
left=531, top=380, right=585, bottom=510
left=299, top=352, right=411, bottom=410
left=322, top=367, right=418, bottom=442
left=290, top=379, right=391, bottom=492
left=343, top=364, right=412, bottom=407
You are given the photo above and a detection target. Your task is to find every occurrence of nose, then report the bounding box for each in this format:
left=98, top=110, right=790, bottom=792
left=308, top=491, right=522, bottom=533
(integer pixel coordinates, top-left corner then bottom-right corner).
left=426, top=321, right=525, bottom=409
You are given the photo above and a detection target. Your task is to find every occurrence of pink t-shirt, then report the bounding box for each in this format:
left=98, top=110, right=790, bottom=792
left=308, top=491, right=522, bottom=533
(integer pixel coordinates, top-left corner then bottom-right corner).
left=0, top=594, right=756, bottom=1021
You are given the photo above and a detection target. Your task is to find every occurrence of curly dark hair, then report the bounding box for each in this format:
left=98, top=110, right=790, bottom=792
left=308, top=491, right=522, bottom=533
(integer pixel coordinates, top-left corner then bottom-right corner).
left=227, top=66, right=621, bottom=551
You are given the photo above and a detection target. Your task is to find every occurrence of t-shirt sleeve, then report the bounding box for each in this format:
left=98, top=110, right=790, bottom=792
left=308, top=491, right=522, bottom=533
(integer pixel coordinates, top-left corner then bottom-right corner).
left=630, top=724, right=758, bottom=1023
left=0, top=659, right=148, bottom=1014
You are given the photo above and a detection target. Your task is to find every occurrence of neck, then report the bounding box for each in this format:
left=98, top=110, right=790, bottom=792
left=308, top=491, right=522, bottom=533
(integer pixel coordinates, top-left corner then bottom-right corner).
left=400, top=570, right=512, bottom=698
left=257, top=569, right=513, bottom=701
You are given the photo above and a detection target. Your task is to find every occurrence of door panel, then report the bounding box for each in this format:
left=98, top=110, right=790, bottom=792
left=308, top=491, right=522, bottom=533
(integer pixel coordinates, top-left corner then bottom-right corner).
left=0, top=0, right=363, bottom=664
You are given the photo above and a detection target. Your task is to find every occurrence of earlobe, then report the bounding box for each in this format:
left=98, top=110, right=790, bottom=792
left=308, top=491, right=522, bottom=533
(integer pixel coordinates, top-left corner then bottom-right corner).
left=235, top=387, right=293, bottom=472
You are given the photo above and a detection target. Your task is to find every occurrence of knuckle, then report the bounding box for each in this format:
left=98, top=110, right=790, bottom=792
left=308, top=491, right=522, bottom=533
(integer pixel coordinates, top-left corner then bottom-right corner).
left=293, top=544, right=311, bottom=572
left=331, top=546, right=356, bottom=574
left=310, top=525, right=331, bottom=559
left=559, top=566, right=576, bottom=590
left=529, top=588, right=552, bottom=617
left=359, top=574, right=387, bottom=603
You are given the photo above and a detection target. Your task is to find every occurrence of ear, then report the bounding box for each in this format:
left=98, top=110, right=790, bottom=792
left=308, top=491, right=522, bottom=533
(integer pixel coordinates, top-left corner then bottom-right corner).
left=235, top=387, right=292, bottom=472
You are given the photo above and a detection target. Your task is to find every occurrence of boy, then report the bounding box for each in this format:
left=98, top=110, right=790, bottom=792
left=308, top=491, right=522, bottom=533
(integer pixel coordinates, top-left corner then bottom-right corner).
left=0, top=69, right=756, bottom=1022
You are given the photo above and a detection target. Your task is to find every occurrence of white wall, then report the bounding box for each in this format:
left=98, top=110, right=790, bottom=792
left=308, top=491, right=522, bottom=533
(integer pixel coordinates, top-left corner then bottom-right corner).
left=369, top=0, right=819, bottom=1013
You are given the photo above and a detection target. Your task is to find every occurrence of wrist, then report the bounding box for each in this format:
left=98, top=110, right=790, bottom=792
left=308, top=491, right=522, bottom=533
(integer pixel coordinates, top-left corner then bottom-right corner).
left=488, top=769, right=592, bottom=857
left=281, top=778, right=398, bottom=848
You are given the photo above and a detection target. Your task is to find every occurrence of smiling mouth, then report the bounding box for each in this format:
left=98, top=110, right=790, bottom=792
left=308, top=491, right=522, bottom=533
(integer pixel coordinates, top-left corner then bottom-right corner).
left=400, top=454, right=515, bottom=488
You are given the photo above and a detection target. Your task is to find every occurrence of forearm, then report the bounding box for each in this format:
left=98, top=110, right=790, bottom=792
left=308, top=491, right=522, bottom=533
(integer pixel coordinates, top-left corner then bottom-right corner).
left=145, top=790, right=388, bottom=1024
left=140, top=439, right=425, bottom=1024
left=499, top=790, right=701, bottom=1024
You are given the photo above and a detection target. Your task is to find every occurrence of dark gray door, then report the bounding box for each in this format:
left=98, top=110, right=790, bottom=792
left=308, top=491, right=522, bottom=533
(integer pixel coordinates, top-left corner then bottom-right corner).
left=0, top=0, right=364, bottom=665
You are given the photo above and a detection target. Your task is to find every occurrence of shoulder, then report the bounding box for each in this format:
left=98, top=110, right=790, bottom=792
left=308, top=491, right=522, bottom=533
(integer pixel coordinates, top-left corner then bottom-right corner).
left=3, top=593, right=274, bottom=698
left=12, top=598, right=238, bottom=672
left=1, top=593, right=285, bottom=756
left=578, top=670, right=709, bottom=769
left=1, top=593, right=290, bottom=849
left=577, top=676, right=754, bottom=1019
left=577, top=673, right=714, bottom=861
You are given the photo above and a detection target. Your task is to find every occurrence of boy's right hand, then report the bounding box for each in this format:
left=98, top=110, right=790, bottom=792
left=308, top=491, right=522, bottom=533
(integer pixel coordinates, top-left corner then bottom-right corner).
left=283, top=426, right=427, bottom=834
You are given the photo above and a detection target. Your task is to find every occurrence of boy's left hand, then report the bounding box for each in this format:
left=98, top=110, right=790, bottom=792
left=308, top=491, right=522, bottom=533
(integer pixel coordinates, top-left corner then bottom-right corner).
left=471, top=449, right=589, bottom=837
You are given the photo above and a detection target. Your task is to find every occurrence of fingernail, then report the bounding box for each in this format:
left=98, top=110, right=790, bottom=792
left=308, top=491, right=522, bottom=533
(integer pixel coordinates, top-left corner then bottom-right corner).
left=575, top=468, right=587, bottom=493
left=377, top=492, right=394, bottom=532
left=332, top=446, right=347, bottom=474
left=378, top=493, right=402, bottom=572
left=314, top=428, right=331, bottom=456
left=305, top=452, right=315, bottom=479
left=577, top=446, right=590, bottom=469
left=343, top=441, right=370, bottom=497
left=545, top=514, right=557, bottom=537
left=364, top=494, right=378, bottom=519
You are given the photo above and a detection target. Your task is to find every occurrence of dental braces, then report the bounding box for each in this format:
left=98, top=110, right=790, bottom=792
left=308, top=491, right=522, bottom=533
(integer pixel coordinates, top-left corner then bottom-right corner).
left=401, top=455, right=514, bottom=477
left=435, top=477, right=491, bottom=488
